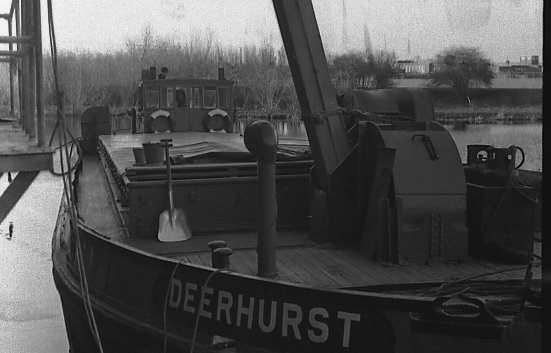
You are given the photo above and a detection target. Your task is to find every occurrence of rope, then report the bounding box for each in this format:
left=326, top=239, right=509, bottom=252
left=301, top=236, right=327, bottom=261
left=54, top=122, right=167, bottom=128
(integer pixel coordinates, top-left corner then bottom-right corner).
left=50, top=135, right=83, bottom=177
left=420, top=261, right=541, bottom=299
left=301, top=107, right=347, bottom=160
left=480, top=157, right=539, bottom=247
left=161, top=265, right=228, bottom=353
left=510, top=175, right=539, bottom=204
left=455, top=262, right=540, bottom=283
left=47, top=1, right=104, bottom=351
left=162, top=260, right=182, bottom=353
left=190, top=269, right=226, bottom=353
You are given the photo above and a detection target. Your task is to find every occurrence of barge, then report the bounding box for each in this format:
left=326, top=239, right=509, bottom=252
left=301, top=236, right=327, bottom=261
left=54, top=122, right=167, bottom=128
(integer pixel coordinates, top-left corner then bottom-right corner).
left=52, top=1, right=542, bottom=352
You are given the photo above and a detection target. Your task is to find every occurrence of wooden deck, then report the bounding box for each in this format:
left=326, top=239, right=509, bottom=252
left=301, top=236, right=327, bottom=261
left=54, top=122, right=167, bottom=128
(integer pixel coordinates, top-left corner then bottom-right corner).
left=0, top=118, right=53, bottom=172
left=75, top=152, right=129, bottom=240
left=167, top=241, right=542, bottom=289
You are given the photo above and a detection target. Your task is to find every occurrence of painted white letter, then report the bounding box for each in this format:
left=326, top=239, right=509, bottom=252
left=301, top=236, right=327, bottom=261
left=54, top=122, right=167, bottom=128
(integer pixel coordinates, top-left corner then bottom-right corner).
left=337, top=311, right=361, bottom=348
left=282, top=303, right=303, bottom=340
left=236, top=295, right=255, bottom=329
left=198, top=286, right=214, bottom=319
left=307, top=307, right=329, bottom=343
left=183, top=282, right=197, bottom=314
left=168, top=279, right=182, bottom=308
left=216, top=290, right=233, bottom=325
left=258, top=299, right=277, bottom=333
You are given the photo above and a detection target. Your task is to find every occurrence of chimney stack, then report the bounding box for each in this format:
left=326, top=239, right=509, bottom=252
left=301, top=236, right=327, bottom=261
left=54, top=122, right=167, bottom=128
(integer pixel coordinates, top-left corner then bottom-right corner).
left=149, top=66, right=157, bottom=80
left=218, top=67, right=225, bottom=80
left=141, top=69, right=149, bottom=80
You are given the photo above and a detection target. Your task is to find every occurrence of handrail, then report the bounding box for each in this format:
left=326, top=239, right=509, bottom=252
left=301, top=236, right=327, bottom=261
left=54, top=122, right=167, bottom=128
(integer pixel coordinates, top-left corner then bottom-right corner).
left=0, top=35, right=34, bottom=43
left=0, top=49, right=28, bottom=56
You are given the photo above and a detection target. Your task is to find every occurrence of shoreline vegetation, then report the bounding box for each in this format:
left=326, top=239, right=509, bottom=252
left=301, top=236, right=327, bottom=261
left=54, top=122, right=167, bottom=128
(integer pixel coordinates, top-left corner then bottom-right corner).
left=0, top=33, right=542, bottom=123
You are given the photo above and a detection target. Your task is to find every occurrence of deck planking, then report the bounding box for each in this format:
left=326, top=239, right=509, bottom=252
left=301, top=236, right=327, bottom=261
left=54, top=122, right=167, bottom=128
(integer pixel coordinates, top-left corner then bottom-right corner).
left=76, top=154, right=128, bottom=240
left=174, top=243, right=542, bottom=289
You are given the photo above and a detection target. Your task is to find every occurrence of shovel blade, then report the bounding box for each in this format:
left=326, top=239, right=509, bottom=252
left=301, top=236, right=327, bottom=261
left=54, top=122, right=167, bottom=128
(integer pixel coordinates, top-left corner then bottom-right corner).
left=158, top=209, right=192, bottom=242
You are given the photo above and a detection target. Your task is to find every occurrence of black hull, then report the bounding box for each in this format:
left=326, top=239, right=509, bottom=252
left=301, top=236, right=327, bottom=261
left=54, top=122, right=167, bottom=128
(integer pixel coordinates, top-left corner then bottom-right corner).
left=52, top=267, right=216, bottom=353
left=52, top=204, right=542, bottom=353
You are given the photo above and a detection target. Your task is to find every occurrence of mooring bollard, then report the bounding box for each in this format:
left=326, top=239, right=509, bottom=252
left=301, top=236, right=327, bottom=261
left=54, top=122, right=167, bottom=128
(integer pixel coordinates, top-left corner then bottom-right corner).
left=207, top=240, right=227, bottom=268
left=213, top=247, right=233, bottom=270
left=244, top=120, right=278, bottom=278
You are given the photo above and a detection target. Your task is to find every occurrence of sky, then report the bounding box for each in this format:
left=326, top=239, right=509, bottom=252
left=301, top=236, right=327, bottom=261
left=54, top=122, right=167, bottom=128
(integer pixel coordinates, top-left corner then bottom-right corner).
left=0, top=0, right=544, bottom=63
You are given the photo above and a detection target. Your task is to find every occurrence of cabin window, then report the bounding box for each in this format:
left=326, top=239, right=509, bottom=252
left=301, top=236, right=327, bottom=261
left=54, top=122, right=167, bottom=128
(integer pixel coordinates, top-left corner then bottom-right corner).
left=145, top=86, right=160, bottom=108
left=175, top=87, right=188, bottom=108
left=191, top=87, right=200, bottom=108
left=203, top=87, right=217, bottom=109
left=161, top=87, right=174, bottom=108
left=218, top=87, right=231, bottom=108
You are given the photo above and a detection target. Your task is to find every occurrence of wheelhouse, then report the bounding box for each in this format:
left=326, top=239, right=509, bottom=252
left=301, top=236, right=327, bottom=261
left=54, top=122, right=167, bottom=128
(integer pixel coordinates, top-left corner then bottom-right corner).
left=136, top=67, right=235, bottom=133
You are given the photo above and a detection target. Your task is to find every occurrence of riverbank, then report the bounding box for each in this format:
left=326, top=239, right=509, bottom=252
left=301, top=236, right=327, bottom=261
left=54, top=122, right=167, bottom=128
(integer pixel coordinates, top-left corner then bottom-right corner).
left=234, top=87, right=542, bottom=123
left=434, top=106, right=542, bottom=124
left=428, top=87, right=542, bottom=123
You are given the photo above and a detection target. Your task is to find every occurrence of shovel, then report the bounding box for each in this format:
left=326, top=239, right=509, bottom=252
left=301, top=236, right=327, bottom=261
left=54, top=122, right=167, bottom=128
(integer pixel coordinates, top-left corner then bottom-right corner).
left=158, top=138, right=192, bottom=242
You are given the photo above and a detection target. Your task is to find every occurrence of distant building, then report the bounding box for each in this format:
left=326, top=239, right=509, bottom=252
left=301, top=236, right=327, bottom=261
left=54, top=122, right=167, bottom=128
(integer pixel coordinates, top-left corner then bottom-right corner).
left=519, top=55, right=539, bottom=66
left=396, top=59, right=431, bottom=75
left=498, top=65, right=542, bottom=78
left=496, top=55, right=542, bottom=78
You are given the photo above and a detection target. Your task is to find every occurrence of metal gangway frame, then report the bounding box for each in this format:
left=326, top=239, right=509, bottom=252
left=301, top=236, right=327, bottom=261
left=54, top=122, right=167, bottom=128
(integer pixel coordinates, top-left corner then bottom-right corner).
left=1, top=0, right=52, bottom=223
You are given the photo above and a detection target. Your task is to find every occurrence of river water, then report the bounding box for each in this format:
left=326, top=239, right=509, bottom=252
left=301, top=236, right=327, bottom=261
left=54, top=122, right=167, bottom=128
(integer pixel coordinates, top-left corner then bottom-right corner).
left=0, top=120, right=542, bottom=352
left=0, top=172, right=68, bottom=352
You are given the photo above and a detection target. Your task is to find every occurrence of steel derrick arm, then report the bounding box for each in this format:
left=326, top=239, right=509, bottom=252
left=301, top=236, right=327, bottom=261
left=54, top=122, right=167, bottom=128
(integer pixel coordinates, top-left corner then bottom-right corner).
left=272, top=0, right=352, bottom=190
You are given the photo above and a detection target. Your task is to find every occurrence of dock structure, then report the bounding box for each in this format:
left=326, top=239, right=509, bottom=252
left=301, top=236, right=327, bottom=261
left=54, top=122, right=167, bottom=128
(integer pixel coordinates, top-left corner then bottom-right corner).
left=1, top=0, right=53, bottom=223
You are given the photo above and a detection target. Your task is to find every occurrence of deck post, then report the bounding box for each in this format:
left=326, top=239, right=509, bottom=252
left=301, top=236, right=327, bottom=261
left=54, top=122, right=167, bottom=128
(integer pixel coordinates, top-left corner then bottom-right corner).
left=26, top=0, right=36, bottom=140
left=20, top=0, right=30, bottom=134
left=15, top=0, right=23, bottom=126
left=244, top=120, right=278, bottom=279
left=8, top=17, right=15, bottom=115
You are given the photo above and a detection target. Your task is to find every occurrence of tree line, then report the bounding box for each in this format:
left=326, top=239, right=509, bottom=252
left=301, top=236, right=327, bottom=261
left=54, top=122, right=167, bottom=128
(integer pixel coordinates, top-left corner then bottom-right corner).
left=1, top=28, right=494, bottom=116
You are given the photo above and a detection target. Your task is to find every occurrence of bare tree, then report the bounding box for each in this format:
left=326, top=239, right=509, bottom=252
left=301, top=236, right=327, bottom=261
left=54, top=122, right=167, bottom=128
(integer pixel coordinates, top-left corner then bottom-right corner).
left=366, top=50, right=399, bottom=89
left=329, top=52, right=370, bottom=90
left=430, top=46, right=494, bottom=104
left=140, top=23, right=153, bottom=64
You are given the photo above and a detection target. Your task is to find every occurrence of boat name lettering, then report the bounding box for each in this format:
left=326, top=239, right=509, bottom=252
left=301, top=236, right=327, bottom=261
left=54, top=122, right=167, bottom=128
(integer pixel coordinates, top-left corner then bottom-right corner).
left=168, top=278, right=361, bottom=347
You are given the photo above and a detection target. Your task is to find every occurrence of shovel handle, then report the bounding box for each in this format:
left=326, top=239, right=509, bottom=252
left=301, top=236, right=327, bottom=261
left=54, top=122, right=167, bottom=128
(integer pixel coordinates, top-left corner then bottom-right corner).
left=161, top=139, right=174, bottom=211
